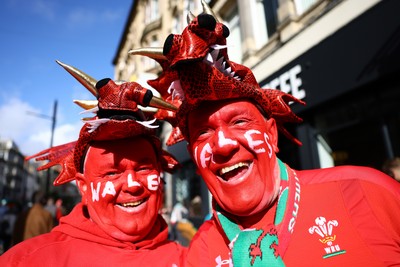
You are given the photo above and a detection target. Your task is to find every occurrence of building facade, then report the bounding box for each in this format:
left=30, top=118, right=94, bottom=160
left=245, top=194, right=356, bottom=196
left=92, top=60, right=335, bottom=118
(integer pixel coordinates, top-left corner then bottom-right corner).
left=0, top=138, right=80, bottom=212
left=113, top=0, right=400, bottom=215
left=0, top=139, right=40, bottom=205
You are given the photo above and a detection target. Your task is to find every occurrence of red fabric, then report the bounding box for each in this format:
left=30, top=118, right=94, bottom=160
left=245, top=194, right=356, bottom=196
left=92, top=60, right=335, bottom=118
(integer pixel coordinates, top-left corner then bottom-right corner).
left=186, top=166, right=400, bottom=267
left=0, top=203, right=187, bottom=267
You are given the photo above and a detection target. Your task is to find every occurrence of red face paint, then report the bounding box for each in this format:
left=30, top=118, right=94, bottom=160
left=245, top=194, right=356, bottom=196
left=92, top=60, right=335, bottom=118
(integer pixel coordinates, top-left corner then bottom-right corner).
left=80, top=137, right=162, bottom=242
left=188, top=100, right=280, bottom=216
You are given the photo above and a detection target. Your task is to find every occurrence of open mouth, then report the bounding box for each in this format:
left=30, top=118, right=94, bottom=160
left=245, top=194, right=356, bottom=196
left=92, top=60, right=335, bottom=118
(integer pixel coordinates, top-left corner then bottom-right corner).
left=117, top=198, right=148, bottom=210
left=218, top=161, right=251, bottom=181
left=203, top=45, right=241, bottom=80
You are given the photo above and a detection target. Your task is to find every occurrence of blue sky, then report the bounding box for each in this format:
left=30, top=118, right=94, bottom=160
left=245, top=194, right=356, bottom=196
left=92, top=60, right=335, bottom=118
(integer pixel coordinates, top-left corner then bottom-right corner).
left=0, top=0, right=132, bottom=156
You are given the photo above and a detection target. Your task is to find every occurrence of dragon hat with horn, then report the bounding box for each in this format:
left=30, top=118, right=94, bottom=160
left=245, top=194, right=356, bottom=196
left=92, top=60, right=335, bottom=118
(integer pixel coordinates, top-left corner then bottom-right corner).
left=26, top=60, right=180, bottom=186
left=129, top=0, right=305, bottom=146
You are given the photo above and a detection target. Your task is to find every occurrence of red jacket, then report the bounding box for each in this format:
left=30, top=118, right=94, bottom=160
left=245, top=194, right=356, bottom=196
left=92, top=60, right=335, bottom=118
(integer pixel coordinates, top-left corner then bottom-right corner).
left=0, top=203, right=187, bottom=267
left=187, top=166, right=400, bottom=267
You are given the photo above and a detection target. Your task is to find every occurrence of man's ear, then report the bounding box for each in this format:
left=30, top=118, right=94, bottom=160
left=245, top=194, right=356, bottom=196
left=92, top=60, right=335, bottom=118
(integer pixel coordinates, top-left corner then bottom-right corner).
left=75, top=173, right=87, bottom=195
left=265, top=118, right=279, bottom=153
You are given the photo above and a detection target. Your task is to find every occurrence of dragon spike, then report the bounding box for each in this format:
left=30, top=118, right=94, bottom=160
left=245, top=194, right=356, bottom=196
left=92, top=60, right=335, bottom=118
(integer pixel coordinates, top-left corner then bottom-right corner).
left=73, top=99, right=98, bottom=110
left=150, top=96, right=178, bottom=112
left=187, top=11, right=195, bottom=24
left=201, top=0, right=219, bottom=22
left=56, top=60, right=98, bottom=97
left=128, top=47, right=167, bottom=60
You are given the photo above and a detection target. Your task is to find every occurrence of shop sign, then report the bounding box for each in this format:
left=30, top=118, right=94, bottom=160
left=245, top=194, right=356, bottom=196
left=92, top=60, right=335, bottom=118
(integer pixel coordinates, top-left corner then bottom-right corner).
left=264, top=64, right=306, bottom=100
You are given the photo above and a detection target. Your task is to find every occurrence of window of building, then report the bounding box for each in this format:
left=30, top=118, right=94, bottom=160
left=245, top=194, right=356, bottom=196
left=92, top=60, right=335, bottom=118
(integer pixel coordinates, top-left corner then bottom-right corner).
left=145, top=0, right=159, bottom=24
left=294, top=0, right=318, bottom=16
left=223, top=5, right=242, bottom=63
left=184, top=0, right=198, bottom=14
left=263, top=0, right=279, bottom=37
left=172, top=14, right=181, bottom=34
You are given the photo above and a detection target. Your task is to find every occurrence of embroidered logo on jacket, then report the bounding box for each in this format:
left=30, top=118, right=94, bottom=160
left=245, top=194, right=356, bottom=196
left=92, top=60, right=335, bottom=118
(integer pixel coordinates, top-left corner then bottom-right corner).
left=215, top=255, right=232, bottom=267
left=308, top=216, right=346, bottom=258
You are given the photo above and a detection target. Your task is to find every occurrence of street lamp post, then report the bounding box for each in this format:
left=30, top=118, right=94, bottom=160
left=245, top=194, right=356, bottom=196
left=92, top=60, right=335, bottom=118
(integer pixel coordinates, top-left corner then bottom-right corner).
left=27, top=100, right=57, bottom=196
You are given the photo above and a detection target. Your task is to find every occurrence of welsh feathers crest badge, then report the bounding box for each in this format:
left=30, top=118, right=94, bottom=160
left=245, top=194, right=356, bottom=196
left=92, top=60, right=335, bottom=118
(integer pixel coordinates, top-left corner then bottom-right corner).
left=309, top=216, right=346, bottom=258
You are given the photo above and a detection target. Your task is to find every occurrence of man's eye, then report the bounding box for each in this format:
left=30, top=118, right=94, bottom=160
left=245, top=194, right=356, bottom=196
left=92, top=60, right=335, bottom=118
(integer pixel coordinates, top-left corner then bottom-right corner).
left=103, top=170, right=120, bottom=177
left=233, top=119, right=247, bottom=125
left=196, top=128, right=211, bottom=138
left=198, top=130, right=208, bottom=136
left=137, top=165, right=154, bottom=172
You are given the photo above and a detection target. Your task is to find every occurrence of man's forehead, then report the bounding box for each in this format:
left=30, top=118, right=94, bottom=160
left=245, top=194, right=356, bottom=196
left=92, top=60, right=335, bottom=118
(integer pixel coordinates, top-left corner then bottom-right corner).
left=90, top=136, right=150, bottom=148
left=189, top=99, right=260, bottom=118
left=85, top=137, right=157, bottom=162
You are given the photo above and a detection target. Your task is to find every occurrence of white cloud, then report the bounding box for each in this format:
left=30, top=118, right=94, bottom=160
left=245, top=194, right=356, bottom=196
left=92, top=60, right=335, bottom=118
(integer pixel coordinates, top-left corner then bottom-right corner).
left=0, top=97, right=81, bottom=156
left=31, top=0, right=56, bottom=20
left=65, top=6, right=125, bottom=30
left=102, top=9, right=122, bottom=22
left=5, top=0, right=57, bottom=20
left=66, top=8, right=96, bottom=28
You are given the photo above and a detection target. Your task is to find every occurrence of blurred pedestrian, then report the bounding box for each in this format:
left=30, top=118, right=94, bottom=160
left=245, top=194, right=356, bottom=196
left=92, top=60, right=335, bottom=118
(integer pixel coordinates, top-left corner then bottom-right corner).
left=11, top=191, right=53, bottom=247
left=44, top=196, right=57, bottom=224
left=0, top=202, right=19, bottom=253
left=170, top=200, right=196, bottom=246
left=54, top=198, right=65, bottom=224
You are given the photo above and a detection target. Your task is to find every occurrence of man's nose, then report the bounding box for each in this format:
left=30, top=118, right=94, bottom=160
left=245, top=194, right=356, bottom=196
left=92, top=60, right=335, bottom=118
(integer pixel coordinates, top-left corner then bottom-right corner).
left=211, top=129, right=239, bottom=159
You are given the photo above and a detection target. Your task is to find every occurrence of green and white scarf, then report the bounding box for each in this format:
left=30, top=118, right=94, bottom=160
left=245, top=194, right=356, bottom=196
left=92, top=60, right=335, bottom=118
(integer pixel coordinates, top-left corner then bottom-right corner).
left=215, top=159, right=299, bottom=266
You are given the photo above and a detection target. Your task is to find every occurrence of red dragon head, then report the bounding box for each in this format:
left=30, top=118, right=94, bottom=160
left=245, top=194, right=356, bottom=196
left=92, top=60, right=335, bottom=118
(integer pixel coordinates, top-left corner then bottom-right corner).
left=129, top=1, right=305, bottom=145
left=26, top=61, right=180, bottom=186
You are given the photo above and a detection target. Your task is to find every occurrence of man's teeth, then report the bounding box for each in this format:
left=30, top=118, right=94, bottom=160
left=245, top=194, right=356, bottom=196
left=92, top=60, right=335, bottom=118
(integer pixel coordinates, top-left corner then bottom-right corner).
left=219, top=162, right=249, bottom=176
left=120, top=200, right=144, bottom=208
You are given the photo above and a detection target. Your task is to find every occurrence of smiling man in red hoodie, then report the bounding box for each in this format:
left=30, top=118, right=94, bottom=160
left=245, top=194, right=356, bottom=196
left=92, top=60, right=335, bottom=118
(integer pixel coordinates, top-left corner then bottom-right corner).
left=129, top=4, right=400, bottom=266
left=0, top=62, right=187, bottom=266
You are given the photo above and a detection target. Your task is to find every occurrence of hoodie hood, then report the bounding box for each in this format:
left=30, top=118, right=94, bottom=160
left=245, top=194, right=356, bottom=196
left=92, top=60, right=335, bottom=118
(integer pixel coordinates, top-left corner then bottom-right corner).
left=52, top=203, right=170, bottom=250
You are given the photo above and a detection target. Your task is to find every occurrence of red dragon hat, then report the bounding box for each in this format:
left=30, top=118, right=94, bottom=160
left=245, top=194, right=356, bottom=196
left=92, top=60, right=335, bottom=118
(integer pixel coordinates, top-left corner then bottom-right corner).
left=129, top=1, right=305, bottom=146
left=26, top=61, right=180, bottom=186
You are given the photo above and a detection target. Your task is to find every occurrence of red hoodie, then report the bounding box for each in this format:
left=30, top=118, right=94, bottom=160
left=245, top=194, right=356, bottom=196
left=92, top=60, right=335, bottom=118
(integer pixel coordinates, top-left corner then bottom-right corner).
left=0, top=203, right=187, bottom=267
left=187, top=166, right=400, bottom=267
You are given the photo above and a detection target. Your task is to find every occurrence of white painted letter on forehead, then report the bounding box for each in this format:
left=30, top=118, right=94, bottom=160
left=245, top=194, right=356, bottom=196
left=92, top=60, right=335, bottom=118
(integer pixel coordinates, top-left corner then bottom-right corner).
left=147, top=174, right=160, bottom=191
left=218, top=131, right=237, bottom=147
left=244, top=129, right=266, bottom=154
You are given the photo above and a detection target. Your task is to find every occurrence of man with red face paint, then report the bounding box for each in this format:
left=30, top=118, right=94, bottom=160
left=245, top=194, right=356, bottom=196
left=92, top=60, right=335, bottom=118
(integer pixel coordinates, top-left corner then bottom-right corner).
left=130, top=4, right=400, bottom=266
left=0, top=62, right=187, bottom=266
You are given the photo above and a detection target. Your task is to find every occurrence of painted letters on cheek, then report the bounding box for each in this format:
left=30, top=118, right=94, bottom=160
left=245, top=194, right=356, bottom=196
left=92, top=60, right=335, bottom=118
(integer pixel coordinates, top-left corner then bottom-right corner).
left=91, top=182, right=101, bottom=202
left=218, top=130, right=237, bottom=147
left=102, top=181, right=116, bottom=198
left=198, top=143, right=212, bottom=168
left=244, top=130, right=266, bottom=154
left=147, top=174, right=160, bottom=191
left=127, top=173, right=141, bottom=187
left=264, top=133, right=273, bottom=158
left=90, top=181, right=116, bottom=202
